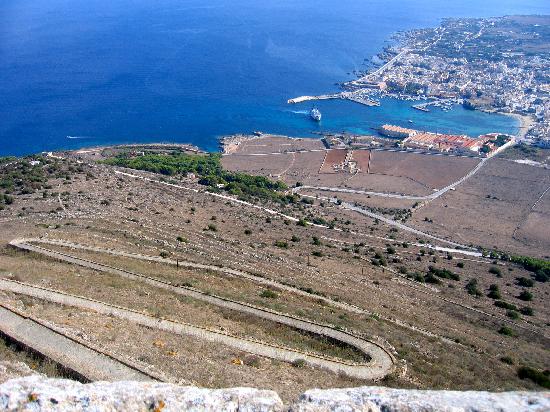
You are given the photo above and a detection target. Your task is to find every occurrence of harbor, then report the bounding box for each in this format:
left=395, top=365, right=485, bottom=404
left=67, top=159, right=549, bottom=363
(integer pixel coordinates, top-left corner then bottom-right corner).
left=412, top=99, right=461, bottom=113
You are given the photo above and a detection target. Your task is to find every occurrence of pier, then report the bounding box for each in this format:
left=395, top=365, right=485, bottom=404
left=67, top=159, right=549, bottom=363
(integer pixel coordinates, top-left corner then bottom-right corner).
left=288, top=92, right=380, bottom=107
left=287, top=94, right=341, bottom=104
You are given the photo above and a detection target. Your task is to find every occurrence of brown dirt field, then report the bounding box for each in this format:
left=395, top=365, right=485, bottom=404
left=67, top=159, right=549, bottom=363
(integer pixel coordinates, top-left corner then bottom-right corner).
left=222, top=153, right=294, bottom=177
left=230, top=135, right=325, bottom=155
left=368, top=151, right=480, bottom=190
left=343, top=173, right=432, bottom=196
left=319, top=149, right=348, bottom=174
left=281, top=151, right=326, bottom=182
left=351, top=150, right=372, bottom=172
left=222, top=151, right=326, bottom=185
left=411, top=158, right=550, bottom=258
left=514, top=211, right=550, bottom=247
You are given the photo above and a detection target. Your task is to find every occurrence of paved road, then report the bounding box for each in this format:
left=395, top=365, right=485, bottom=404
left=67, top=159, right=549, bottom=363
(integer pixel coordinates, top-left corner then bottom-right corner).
left=293, top=185, right=429, bottom=201
left=0, top=304, right=153, bottom=382
left=14, top=238, right=457, bottom=344
left=350, top=48, right=410, bottom=85
left=0, top=279, right=392, bottom=381
left=8, top=240, right=395, bottom=380
left=115, top=169, right=482, bottom=256
left=292, top=157, right=488, bottom=202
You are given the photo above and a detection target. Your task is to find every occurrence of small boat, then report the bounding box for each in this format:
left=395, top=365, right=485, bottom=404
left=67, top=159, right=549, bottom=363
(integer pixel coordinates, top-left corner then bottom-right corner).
left=408, top=120, right=414, bottom=123
left=310, top=107, right=322, bottom=122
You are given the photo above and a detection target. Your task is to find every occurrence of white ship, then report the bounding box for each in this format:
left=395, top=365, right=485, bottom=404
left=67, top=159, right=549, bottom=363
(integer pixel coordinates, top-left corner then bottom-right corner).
left=310, top=107, right=321, bottom=122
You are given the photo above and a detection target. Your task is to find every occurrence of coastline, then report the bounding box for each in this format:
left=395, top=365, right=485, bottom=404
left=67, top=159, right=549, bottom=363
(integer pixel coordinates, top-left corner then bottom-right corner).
left=478, top=110, right=533, bottom=139
left=507, top=113, right=534, bottom=139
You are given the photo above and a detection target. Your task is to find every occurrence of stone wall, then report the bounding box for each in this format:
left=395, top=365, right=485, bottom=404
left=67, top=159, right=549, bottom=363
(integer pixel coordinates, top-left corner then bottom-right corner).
left=1, top=376, right=549, bottom=411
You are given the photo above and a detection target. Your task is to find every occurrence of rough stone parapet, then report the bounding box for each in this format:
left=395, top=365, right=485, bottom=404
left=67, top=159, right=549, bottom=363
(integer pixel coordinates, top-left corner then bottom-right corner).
left=1, top=377, right=549, bottom=411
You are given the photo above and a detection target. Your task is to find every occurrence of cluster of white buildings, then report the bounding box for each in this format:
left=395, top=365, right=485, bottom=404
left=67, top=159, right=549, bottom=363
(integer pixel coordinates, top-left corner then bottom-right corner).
left=356, top=17, right=549, bottom=146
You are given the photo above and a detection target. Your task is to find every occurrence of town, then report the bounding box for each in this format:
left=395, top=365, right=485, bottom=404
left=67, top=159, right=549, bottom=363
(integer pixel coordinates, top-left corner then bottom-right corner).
left=345, top=16, right=549, bottom=147
left=290, top=16, right=549, bottom=149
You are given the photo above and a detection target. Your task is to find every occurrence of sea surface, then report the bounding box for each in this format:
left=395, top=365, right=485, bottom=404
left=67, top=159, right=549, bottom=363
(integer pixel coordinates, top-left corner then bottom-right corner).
left=1, top=0, right=548, bottom=156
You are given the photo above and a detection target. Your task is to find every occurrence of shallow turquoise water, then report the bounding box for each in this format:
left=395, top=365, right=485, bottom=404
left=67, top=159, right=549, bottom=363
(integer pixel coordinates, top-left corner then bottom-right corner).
left=1, top=0, right=547, bottom=156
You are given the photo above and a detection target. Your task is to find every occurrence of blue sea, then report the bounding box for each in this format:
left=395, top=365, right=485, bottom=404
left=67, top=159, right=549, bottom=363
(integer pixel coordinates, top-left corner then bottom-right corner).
left=1, top=0, right=548, bottom=156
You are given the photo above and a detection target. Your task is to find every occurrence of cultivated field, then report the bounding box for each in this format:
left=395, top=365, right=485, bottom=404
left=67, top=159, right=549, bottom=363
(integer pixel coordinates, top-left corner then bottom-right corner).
left=223, top=136, right=482, bottom=197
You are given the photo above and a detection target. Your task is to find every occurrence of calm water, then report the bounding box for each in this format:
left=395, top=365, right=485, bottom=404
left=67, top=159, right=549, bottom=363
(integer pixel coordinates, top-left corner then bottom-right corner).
left=1, top=0, right=548, bottom=156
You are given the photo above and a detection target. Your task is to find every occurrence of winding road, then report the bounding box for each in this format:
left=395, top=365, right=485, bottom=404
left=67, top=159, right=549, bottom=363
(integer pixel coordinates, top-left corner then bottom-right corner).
left=9, top=238, right=472, bottom=343
left=6, top=238, right=395, bottom=380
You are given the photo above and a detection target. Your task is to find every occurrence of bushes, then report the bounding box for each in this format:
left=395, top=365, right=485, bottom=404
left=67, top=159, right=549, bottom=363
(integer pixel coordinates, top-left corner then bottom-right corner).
left=425, top=272, right=441, bottom=284
left=506, top=310, right=519, bottom=320
left=534, top=271, right=549, bottom=283
left=517, top=366, right=550, bottom=389
left=296, top=219, right=308, bottom=227
left=312, top=251, right=323, bottom=257
left=516, top=277, right=534, bottom=287
left=104, top=152, right=288, bottom=203
left=260, top=289, right=278, bottom=299
left=465, top=278, right=482, bottom=296
left=500, top=356, right=514, bottom=365
left=371, top=256, right=387, bottom=267
left=520, top=306, right=534, bottom=316
left=311, top=217, right=328, bottom=226
left=489, top=266, right=502, bottom=276
left=456, top=262, right=464, bottom=268
left=494, top=300, right=518, bottom=311
left=428, top=266, right=460, bottom=281
left=292, top=359, right=306, bottom=368
left=274, top=240, right=288, bottom=249
left=413, top=272, right=425, bottom=283
left=0, top=157, right=52, bottom=205
left=487, top=284, right=501, bottom=299
left=106, top=152, right=223, bottom=177
left=511, top=256, right=550, bottom=282
left=518, top=290, right=533, bottom=301
left=498, top=326, right=516, bottom=337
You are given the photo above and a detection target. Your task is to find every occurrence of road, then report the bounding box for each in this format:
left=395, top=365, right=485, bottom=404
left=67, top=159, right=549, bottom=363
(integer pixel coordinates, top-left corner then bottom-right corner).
left=8, top=239, right=395, bottom=380
left=0, top=303, right=154, bottom=382
left=11, top=237, right=465, bottom=344
left=114, top=169, right=484, bottom=256
left=292, top=156, right=489, bottom=202
left=351, top=48, right=410, bottom=85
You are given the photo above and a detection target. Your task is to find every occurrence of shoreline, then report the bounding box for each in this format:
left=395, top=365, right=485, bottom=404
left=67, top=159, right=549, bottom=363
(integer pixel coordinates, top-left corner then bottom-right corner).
left=505, top=113, right=534, bottom=139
